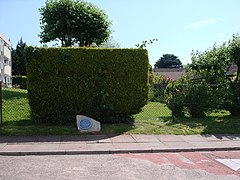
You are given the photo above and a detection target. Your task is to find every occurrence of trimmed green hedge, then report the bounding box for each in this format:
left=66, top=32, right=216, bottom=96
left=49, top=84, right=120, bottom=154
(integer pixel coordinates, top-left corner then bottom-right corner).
left=25, top=47, right=149, bottom=124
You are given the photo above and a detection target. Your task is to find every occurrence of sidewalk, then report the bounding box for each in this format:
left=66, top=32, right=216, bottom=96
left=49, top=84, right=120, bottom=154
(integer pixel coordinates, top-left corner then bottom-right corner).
left=0, top=134, right=240, bottom=156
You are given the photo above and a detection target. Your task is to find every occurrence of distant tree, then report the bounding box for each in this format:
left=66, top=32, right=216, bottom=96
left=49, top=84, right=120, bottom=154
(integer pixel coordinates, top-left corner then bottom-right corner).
left=12, top=38, right=27, bottom=76
left=39, top=0, right=112, bottom=47
left=154, top=54, right=182, bottom=68
left=135, top=39, right=158, bottom=49
left=98, top=36, right=120, bottom=48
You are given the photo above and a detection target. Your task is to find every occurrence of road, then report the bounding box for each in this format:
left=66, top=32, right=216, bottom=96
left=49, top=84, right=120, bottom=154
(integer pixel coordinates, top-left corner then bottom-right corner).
left=0, top=151, right=239, bottom=180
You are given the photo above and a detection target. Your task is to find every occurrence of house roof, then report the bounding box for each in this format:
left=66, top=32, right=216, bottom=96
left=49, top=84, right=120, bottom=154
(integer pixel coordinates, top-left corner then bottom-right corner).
left=154, top=64, right=238, bottom=81
left=154, top=68, right=184, bottom=81
left=226, top=64, right=238, bottom=76
left=0, top=32, right=11, bottom=46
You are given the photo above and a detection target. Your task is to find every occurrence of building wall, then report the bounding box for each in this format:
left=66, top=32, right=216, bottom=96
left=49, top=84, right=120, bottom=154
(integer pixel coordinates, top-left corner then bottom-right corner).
left=0, top=33, right=12, bottom=87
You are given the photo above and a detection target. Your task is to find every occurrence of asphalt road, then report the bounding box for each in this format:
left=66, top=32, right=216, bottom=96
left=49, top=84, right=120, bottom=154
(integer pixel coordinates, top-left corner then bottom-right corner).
left=0, top=151, right=239, bottom=180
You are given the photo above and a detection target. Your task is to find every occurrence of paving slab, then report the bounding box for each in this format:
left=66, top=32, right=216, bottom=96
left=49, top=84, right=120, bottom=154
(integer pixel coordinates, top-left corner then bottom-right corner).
left=59, top=143, right=87, bottom=151
left=1, top=143, right=59, bottom=152
left=131, top=134, right=160, bottom=143
left=113, top=143, right=155, bottom=151
left=204, top=141, right=234, bottom=148
left=208, top=134, right=240, bottom=141
left=84, top=135, right=109, bottom=143
left=221, top=141, right=240, bottom=147
left=201, top=135, right=240, bottom=142
left=110, top=135, right=136, bottom=143
left=0, top=134, right=240, bottom=155
left=180, top=135, right=208, bottom=142
left=155, top=135, right=184, bottom=142
left=188, top=141, right=217, bottom=148
left=0, top=143, right=6, bottom=150
left=162, top=141, right=194, bottom=148
left=86, top=143, right=114, bottom=151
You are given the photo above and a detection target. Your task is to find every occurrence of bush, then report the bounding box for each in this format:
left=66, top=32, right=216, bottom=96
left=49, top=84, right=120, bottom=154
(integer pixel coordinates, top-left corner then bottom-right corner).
left=224, top=81, right=240, bottom=116
left=25, top=47, right=149, bottom=124
left=165, top=80, right=185, bottom=117
left=184, top=81, right=213, bottom=117
left=12, top=76, right=27, bottom=89
left=165, top=76, right=220, bottom=118
left=149, top=75, right=171, bottom=102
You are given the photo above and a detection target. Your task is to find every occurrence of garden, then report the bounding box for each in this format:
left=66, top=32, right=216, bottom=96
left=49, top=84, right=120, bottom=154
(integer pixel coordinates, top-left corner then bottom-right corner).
left=1, top=85, right=240, bottom=136
left=2, top=35, right=240, bottom=136
left=1, top=0, right=240, bottom=136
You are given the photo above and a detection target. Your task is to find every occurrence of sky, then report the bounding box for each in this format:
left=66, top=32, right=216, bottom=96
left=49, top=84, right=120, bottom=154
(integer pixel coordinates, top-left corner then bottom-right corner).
left=1, top=0, right=240, bottom=66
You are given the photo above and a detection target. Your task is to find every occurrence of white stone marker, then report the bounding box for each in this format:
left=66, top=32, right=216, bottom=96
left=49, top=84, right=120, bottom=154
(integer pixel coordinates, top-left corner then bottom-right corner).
left=76, top=115, right=101, bottom=132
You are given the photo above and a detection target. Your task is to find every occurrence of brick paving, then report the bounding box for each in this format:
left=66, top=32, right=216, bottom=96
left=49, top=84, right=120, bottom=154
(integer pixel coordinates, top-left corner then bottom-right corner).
left=117, top=151, right=240, bottom=177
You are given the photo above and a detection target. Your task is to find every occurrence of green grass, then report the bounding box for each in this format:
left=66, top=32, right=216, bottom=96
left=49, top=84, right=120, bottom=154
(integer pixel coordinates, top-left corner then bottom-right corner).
left=0, top=88, right=240, bottom=136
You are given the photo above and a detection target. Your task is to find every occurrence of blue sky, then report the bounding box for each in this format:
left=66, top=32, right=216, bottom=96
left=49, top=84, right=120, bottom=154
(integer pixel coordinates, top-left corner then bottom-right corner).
left=1, top=0, right=240, bottom=66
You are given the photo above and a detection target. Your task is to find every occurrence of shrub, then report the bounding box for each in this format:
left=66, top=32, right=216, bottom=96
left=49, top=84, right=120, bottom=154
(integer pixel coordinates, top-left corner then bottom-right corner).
left=25, top=47, right=149, bottom=124
left=12, top=76, right=27, bottom=89
left=165, top=76, right=220, bottom=118
left=224, top=81, right=240, bottom=116
left=184, top=81, right=213, bottom=117
left=149, top=75, right=171, bottom=102
left=165, top=80, right=185, bottom=117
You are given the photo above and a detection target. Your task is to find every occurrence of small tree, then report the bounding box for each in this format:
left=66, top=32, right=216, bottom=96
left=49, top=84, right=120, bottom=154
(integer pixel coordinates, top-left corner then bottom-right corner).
left=154, top=54, right=182, bottom=68
left=12, top=38, right=27, bottom=76
left=39, top=0, right=112, bottom=47
left=98, top=36, right=120, bottom=48
left=189, top=35, right=240, bottom=116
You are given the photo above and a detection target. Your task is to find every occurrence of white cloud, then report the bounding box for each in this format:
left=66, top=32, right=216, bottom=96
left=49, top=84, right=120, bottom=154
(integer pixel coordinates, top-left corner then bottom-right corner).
left=187, top=18, right=223, bottom=28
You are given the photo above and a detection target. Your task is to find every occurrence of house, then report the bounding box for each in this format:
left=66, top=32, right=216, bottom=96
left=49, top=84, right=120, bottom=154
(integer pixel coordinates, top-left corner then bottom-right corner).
left=155, top=64, right=238, bottom=82
left=226, top=64, right=238, bottom=77
left=154, top=67, right=184, bottom=81
left=0, top=33, right=12, bottom=87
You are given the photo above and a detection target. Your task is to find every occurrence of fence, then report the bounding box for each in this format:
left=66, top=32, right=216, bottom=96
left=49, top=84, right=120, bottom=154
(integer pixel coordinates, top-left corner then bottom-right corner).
left=1, top=80, right=232, bottom=125
left=0, top=85, right=174, bottom=125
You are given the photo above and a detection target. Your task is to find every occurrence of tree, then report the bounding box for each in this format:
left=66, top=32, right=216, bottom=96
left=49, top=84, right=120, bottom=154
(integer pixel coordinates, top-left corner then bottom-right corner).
left=189, top=34, right=240, bottom=116
left=135, top=39, right=158, bottom=49
left=154, top=54, right=182, bottom=68
left=98, top=36, right=120, bottom=48
left=39, top=0, right=112, bottom=47
left=12, top=38, right=27, bottom=76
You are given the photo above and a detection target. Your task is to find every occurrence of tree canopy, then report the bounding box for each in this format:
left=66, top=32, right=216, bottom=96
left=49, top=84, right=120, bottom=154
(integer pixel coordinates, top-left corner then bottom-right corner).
left=188, top=34, right=240, bottom=115
left=39, top=0, right=112, bottom=47
left=154, top=54, right=182, bottom=68
left=12, top=38, right=27, bottom=76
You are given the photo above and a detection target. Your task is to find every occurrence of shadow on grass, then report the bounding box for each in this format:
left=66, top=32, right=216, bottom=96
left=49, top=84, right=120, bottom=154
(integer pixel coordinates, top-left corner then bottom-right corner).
left=2, top=88, right=28, bottom=101
left=2, top=119, right=33, bottom=126
left=101, top=122, right=135, bottom=135
left=161, top=115, right=240, bottom=134
left=200, top=115, right=240, bottom=135
left=0, top=119, right=134, bottom=141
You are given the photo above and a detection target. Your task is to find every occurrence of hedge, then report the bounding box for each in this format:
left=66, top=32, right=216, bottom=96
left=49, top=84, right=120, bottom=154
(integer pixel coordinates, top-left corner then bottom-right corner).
left=25, top=47, right=149, bottom=124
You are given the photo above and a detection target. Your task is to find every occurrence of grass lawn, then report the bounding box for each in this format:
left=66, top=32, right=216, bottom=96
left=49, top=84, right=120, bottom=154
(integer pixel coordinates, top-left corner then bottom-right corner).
left=1, top=88, right=240, bottom=136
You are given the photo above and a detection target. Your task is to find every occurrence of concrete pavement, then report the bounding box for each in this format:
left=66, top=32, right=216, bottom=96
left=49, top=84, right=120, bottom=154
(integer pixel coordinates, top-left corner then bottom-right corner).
left=0, top=134, right=240, bottom=155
